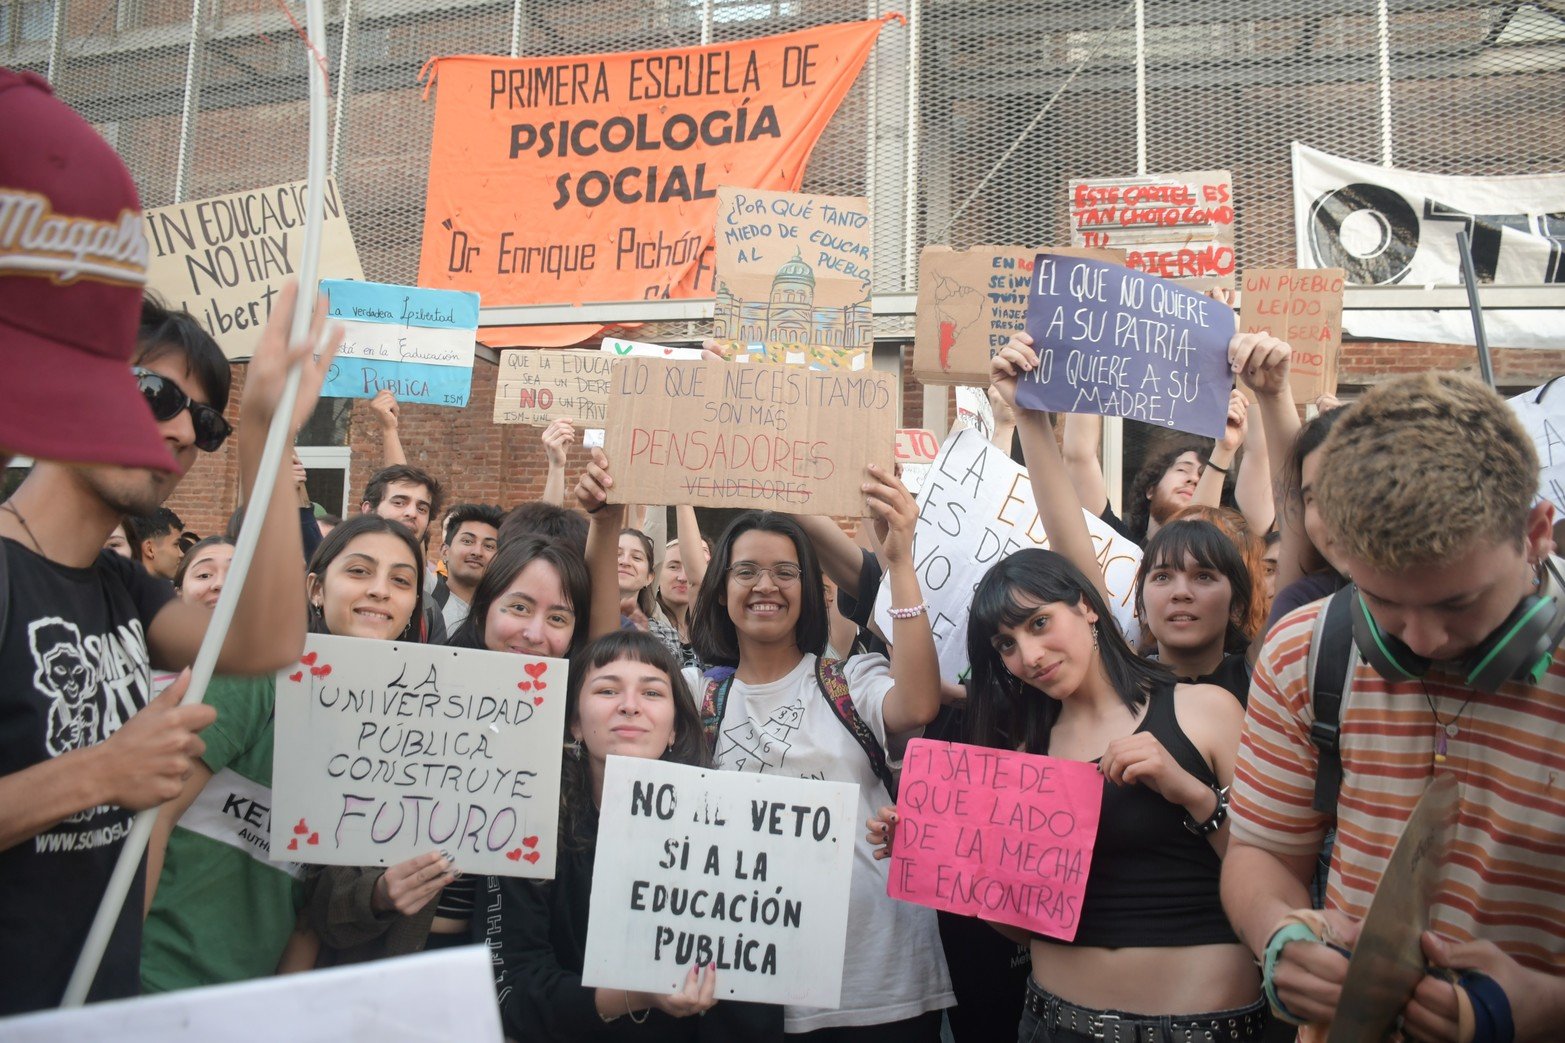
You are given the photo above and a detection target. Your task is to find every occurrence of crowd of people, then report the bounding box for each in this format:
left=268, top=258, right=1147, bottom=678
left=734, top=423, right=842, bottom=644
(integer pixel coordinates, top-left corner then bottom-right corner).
left=3, top=66, right=1563, bottom=1042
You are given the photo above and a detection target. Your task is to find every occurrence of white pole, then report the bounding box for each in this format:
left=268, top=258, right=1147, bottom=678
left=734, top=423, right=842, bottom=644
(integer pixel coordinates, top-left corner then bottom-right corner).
left=1134, top=0, right=1146, bottom=177
left=902, top=0, right=920, bottom=287
left=1377, top=0, right=1394, bottom=166
left=330, top=0, right=354, bottom=180
left=510, top=0, right=524, bottom=57
left=173, top=0, right=203, bottom=203
left=58, top=0, right=332, bottom=1007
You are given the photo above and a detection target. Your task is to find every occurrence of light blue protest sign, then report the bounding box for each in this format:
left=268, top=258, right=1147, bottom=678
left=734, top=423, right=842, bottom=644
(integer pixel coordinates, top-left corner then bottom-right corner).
left=1020, top=254, right=1235, bottom=439
left=321, top=280, right=480, bottom=407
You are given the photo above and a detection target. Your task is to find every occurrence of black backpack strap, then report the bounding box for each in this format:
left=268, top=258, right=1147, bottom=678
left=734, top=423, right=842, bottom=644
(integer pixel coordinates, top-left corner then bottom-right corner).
left=815, top=657, right=897, bottom=801
left=1308, top=589, right=1357, bottom=815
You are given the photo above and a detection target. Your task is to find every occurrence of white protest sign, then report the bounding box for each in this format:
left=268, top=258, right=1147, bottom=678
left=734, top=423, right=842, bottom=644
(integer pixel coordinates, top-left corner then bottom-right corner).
left=1509, top=378, right=1565, bottom=513
left=0, top=947, right=502, bottom=1042
left=602, top=337, right=705, bottom=361
left=271, top=634, right=567, bottom=877
left=873, top=428, right=1143, bottom=684
left=582, top=756, right=857, bottom=1008
left=954, top=385, right=995, bottom=439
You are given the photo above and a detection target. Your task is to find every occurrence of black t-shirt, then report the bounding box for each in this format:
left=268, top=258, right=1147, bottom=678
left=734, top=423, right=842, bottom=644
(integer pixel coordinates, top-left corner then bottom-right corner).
left=1098, top=501, right=1143, bottom=547
left=0, top=539, right=174, bottom=1014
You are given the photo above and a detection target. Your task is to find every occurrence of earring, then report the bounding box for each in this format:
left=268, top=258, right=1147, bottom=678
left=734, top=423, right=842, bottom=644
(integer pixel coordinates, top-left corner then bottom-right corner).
left=566, top=739, right=582, bottom=757
left=1092, top=627, right=1100, bottom=655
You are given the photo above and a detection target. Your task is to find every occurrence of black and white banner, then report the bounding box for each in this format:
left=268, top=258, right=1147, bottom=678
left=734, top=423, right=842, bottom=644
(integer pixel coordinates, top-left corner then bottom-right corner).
left=1293, top=142, right=1565, bottom=348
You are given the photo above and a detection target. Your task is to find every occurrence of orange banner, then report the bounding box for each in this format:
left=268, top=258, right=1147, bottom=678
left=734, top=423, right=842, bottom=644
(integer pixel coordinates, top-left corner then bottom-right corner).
left=417, top=18, right=895, bottom=347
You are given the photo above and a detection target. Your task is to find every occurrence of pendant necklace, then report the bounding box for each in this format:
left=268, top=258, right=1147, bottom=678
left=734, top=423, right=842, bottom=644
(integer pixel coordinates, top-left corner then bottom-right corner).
left=1420, top=680, right=1474, bottom=765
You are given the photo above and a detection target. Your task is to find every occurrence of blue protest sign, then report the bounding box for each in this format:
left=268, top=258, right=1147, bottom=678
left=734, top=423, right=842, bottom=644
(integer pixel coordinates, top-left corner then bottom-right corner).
left=320, top=280, right=480, bottom=407
left=1019, top=254, right=1235, bottom=438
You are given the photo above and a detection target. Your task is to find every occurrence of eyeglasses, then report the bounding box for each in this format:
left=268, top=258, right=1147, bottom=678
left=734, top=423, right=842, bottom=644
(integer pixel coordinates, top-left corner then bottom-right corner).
left=133, top=368, right=232, bottom=452
left=726, top=562, right=803, bottom=586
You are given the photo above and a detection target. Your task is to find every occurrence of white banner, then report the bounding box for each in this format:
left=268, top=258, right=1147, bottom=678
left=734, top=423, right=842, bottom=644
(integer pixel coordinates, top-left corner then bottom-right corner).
left=1292, top=142, right=1565, bottom=348
left=872, top=428, right=1143, bottom=684
left=1509, top=378, right=1565, bottom=513
left=582, top=757, right=857, bottom=1008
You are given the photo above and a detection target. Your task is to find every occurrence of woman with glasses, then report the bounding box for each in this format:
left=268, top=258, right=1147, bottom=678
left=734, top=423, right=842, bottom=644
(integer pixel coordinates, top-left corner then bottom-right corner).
left=575, top=451, right=953, bottom=1041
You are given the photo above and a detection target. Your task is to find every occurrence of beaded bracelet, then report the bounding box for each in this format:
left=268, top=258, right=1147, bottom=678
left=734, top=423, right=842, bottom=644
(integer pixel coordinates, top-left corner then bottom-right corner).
left=886, top=602, right=929, bottom=619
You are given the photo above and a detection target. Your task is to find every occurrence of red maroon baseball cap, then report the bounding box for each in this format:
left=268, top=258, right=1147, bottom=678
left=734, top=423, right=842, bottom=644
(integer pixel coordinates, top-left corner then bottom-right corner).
left=0, top=68, right=178, bottom=472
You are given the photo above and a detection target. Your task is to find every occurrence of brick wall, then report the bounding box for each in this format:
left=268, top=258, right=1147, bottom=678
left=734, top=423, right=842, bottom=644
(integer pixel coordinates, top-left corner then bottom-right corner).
left=164, top=337, right=1565, bottom=543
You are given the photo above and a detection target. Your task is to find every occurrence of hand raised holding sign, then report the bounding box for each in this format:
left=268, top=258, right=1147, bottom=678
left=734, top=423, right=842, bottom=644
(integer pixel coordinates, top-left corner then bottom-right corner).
left=632, top=963, right=719, bottom=1019
left=1216, top=389, right=1249, bottom=455
left=989, top=333, right=1039, bottom=413
left=862, top=464, right=918, bottom=568
left=370, top=849, right=457, bottom=917
left=574, top=447, right=617, bottom=517
left=1228, top=332, right=1293, bottom=401
left=541, top=418, right=576, bottom=468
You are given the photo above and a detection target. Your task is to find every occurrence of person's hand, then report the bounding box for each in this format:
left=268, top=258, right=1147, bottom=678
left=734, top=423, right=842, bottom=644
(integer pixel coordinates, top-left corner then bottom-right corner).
left=92, top=672, right=216, bottom=810
left=243, top=280, right=340, bottom=436
left=1403, top=932, right=1557, bottom=1043
left=642, top=964, right=719, bottom=1018
left=1216, top=389, right=1249, bottom=454
left=371, top=850, right=456, bottom=916
left=620, top=598, right=650, bottom=631
left=986, top=384, right=1017, bottom=425
left=574, top=447, right=618, bottom=516
left=369, top=388, right=399, bottom=432
left=291, top=452, right=309, bottom=489
left=1269, top=910, right=1363, bottom=1024
left=1098, top=731, right=1210, bottom=808
left=1205, top=286, right=1238, bottom=309
left=863, top=464, right=918, bottom=567
left=541, top=418, right=575, bottom=468
left=700, top=338, right=733, bottom=362
left=1228, top=332, right=1293, bottom=400
left=990, top=333, right=1038, bottom=412
left=1315, top=393, right=1341, bottom=412
left=866, top=804, right=898, bottom=860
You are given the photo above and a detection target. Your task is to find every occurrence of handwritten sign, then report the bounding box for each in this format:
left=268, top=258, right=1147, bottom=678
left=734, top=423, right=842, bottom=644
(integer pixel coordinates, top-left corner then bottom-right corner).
left=495, top=349, right=617, bottom=425
left=143, top=178, right=365, bottom=360
left=1069, top=171, right=1235, bottom=291
left=1509, top=380, right=1565, bottom=513
left=1240, top=268, right=1345, bottom=402
left=888, top=740, right=1101, bottom=940
left=713, top=187, right=873, bottom=358
left=321, top=280, right=478, bottom=407
left=1021, top=253, right=1236, bottom=439
left=270, top=635, right=567, bottom=877
left=603, top=357, right=895, bottom=516
left=914, top=245, right=1125, bottom=385
left=582, top=757, right=857, bottom=1007
left=730, top=341, right=868, bottom=370
left=895, top=429, right=941, bottom=465
left=872, top=428, right=1142, bottom=684
left=601, top=337, right=704, bottom=361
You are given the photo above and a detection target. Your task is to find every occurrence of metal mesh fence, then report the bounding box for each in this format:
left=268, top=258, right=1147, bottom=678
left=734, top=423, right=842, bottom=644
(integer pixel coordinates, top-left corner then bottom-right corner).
left=11, top=0, right=1562, bottom=314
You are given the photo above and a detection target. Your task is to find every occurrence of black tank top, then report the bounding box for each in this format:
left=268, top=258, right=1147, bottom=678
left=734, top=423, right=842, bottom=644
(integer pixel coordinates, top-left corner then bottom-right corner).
left=1056, top=682, right=1238, bottom=949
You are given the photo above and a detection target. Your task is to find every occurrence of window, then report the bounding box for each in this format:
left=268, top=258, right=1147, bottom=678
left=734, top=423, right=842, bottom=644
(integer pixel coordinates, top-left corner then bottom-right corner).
left=296, top=445, right=353, bottom=517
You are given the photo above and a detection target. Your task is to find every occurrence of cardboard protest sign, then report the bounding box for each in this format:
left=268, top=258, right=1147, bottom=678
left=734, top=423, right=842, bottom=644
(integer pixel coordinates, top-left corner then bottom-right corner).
left=1509, top=379, right=1565, bottom=513
left=143, top=179, right=364, bottom=360
left=1021, top=253, right=1236, bottom=439
left=320, top=280, right=478, bottom=407
left=730, top=341, right=869, bottom=371
left=602, top=357, right=895, bottom=516
left=582, top=756, right=857, bottom=1007
left=271, top=635, right=567, bottom=877
left=1240, top=268, right=1345, bottom=402
left=872, top=428, right=1142, bottom=684
left=0, top=948, right=504, bottom=1043
left=913, top=246, right=1125, bottom=385
left=602, top=337, right=704, bottom=361
left=895, top=429, right=941, bottom=465
left=1069, top=171, right=1235, bottom=291
left=888, top=740, right=1101, bottom=940
left=418, top=19, right=891, bottom=348
left=494, top=349, right=617, bottom=425
left=713, top=186, right=873, bottom=359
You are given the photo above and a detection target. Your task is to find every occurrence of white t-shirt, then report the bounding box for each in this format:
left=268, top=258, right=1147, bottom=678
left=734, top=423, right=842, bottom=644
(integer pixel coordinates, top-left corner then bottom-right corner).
left=684, top=654, right=954, bottom=1032
left=441, top=590, right=470, bottom=635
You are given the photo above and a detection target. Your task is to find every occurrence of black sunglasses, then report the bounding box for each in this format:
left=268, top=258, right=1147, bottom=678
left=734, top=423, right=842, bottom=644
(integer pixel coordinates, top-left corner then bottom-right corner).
left=133, top=368, right=233, bottom=452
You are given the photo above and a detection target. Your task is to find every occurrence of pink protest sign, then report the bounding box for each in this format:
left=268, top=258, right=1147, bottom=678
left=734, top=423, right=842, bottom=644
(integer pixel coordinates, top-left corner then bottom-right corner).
left=887, top=739, right=1102, bottom=940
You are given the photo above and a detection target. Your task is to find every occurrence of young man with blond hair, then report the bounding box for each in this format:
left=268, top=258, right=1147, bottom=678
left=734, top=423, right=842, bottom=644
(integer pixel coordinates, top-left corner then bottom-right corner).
left=1222, top=371, right=1565, bottom=1040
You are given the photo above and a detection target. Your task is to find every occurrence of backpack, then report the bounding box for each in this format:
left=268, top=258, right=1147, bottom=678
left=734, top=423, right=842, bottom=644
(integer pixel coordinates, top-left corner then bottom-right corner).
left=1305, top=588, right=1357, bottom=815
left=700, top=657, right=898, bottom=801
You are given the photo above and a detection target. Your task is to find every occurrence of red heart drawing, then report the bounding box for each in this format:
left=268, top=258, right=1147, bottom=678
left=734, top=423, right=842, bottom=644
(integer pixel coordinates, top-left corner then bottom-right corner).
left=307, top=832, right=319, bottom=845
left=288, top=671, right=303, bottom=683
left=522, top=851, right=541, bottom=864
left=300, top=652, right=318, bottom=666
left=287, top=838, right=298, bottom=850
left=533, top=696, right=544, bottom=706
left=534, top=680, right=548, bottom=691
left=524, top=662, right=548, bottom=680
left=662, top=347, right=673, bottom=356
left=310, top=664, right=332, bottom=678
left=522, top=835, right=539, bottom=848
left=293, top=819, right=309, bottom=835
left=516, top=680, right=532, bottom=692
left=505, top=848, right=523, bottom=861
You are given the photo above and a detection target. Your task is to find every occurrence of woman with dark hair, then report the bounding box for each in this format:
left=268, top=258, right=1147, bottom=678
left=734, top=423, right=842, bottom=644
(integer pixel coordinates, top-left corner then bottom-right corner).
left=486, top=630, right=783, bottom=1040
left=172, top=535, right=235, bottom=610
left=880, top=547, right=1263, bottom=1043
left=448, top=534, right=592, bottom=661
left=574, top=450, right=954, bottom=1038
left=141, top=515, right=425, bottom=991
left=618, top=526, right=683, bottom=659
left=1169, top=503, right=1269, bottom=637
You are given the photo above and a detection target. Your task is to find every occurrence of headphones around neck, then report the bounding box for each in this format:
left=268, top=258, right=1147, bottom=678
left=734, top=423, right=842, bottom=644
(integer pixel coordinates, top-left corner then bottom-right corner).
left=1350, top=559, right=1565, bottom=693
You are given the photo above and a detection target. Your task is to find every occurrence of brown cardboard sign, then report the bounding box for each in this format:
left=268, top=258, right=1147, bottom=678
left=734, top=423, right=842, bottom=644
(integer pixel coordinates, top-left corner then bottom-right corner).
left=1239, top=268, right=1345, bottom=401
left=713, top=187, right=873, bottom=356
left=895, top=429, right=941, bottom=465
left=494, top=349, right=616, bottom=425
left=603, top=357, right=895, bottom=516
left=1068, top=171, right=1235, bottom=291
left=913, top=245, right=1126, bottom=385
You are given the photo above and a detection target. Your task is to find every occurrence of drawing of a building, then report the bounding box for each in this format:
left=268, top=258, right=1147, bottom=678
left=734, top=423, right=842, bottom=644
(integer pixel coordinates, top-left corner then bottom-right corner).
left=715, top=250, right=872, bottom=347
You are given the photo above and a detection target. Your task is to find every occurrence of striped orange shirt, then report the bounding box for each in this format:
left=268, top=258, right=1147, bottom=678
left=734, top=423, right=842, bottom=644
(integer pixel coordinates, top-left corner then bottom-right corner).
left=1231, top=600, right=1565, bottom=974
